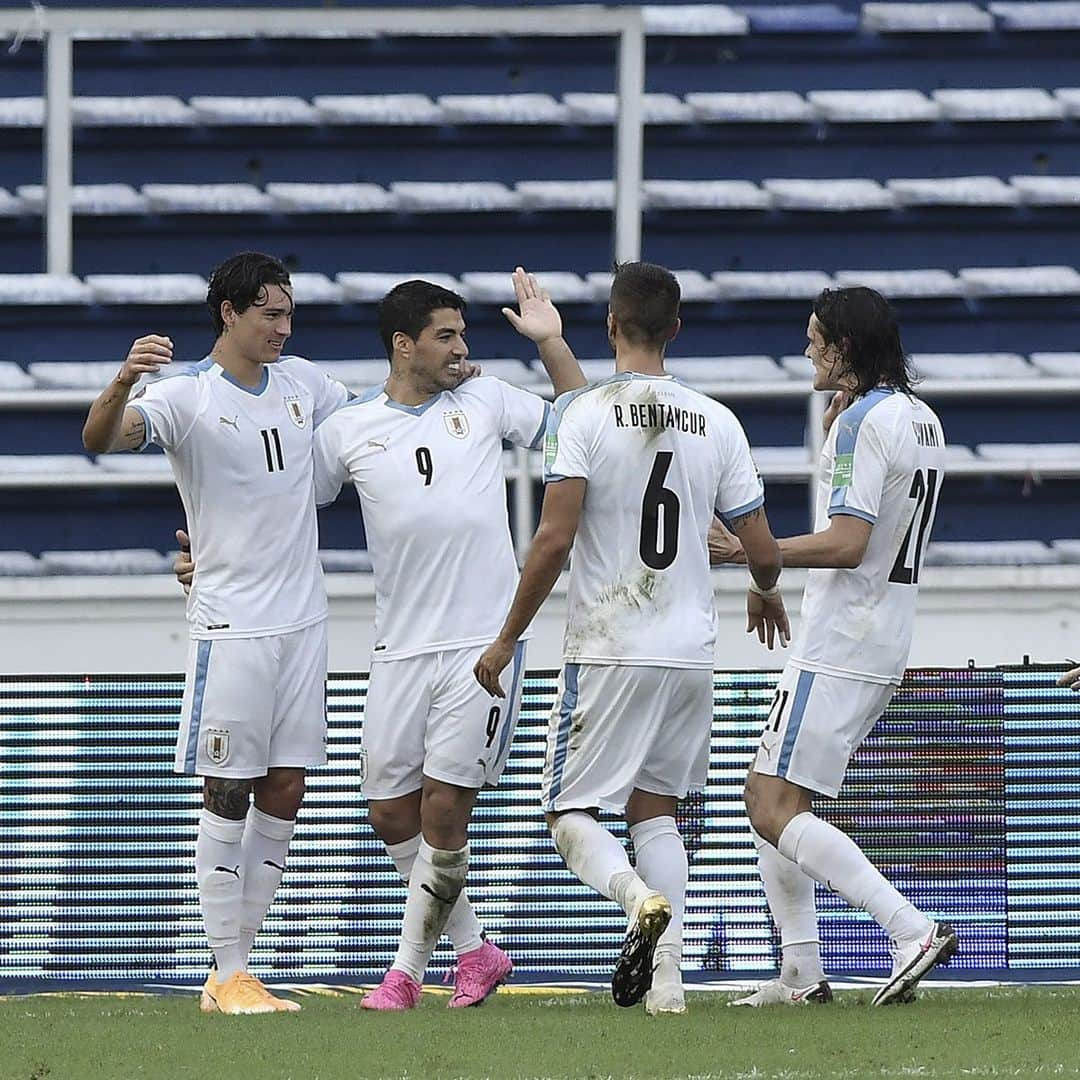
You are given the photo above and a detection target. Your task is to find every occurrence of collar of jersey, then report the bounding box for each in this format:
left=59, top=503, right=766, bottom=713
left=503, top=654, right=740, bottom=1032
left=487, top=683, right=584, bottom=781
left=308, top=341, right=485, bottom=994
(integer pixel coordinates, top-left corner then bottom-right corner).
left=382, top=388, right=446, bottom=415
left=208, top=356, right=270, bottom=396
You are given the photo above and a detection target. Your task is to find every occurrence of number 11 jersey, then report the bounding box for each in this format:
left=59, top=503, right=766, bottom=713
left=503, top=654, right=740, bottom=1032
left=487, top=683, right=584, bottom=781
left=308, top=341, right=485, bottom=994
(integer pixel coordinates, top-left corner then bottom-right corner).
left=791, top=387, right=946, bottom=684
left=545, top=372, right=765, bottom=668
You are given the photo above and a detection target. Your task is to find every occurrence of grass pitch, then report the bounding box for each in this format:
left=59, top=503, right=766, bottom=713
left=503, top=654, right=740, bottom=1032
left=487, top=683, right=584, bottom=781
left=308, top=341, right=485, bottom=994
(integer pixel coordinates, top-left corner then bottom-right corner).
left=1, top=985, right=1077, bottom=1080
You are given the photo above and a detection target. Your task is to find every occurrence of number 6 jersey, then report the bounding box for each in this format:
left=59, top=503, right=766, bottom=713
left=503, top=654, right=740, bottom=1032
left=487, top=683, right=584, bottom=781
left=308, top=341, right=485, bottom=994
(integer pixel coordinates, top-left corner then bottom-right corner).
left=791, top=387, right=946, bottom=684
left=545, top=372, right=765, bottom=668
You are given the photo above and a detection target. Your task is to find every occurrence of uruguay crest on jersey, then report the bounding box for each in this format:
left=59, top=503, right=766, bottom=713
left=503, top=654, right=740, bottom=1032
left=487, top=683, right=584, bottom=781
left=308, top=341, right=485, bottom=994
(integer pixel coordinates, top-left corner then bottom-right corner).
left=284, top=395, right=306, bottom=428
left=205, top=728, right=230, bottom=765
left=444, top=410, right=469, bottom=439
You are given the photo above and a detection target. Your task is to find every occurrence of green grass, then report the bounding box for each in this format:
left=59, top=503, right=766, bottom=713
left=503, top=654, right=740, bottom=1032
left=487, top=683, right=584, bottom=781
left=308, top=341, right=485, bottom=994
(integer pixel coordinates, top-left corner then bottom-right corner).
left=1, top=986, right=1078, bottom=1080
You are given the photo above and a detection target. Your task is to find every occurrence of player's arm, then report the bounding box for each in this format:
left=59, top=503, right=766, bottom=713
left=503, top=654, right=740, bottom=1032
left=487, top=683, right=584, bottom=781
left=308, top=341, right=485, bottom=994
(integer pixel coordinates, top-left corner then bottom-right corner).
left=728, top=506, right=790, bottom=649
left=475, top=477, right=586, bottom=697
left=502, top=266, right=586, bottom=396
left=711, top=513, right=871, bottom=570
left=82, top=335, right=172, bottom=452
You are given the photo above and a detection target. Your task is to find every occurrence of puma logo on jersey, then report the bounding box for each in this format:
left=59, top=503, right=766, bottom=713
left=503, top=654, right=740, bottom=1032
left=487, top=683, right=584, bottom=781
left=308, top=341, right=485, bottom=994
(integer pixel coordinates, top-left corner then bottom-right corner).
left=367, top=438, right=390, bottom=451
left=219, top=415, right=239, bottom=431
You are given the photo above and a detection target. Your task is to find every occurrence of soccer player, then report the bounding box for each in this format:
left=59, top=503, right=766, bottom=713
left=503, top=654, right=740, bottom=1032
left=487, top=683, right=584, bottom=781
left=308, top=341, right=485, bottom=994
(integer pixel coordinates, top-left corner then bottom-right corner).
left=710, top=286, right=957, bottom=1008
left=475, top=261, right=790, bottom=1014
left=312, top=270, right=585, bottom=1010
left=82, top=252, right=351, bottom=1015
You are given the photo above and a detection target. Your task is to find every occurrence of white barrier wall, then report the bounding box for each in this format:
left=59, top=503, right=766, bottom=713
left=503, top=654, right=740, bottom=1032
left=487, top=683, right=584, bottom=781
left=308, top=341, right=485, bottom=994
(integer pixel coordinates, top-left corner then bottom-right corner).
left=2, top=566, right=1078, bottom=673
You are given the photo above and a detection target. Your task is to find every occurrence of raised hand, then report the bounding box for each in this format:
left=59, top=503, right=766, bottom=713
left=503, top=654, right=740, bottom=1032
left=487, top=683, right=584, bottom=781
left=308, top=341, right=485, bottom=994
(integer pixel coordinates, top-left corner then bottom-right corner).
left=117, top=335, right=172, bottom=387
left=501, top=266, right=562, bottom=344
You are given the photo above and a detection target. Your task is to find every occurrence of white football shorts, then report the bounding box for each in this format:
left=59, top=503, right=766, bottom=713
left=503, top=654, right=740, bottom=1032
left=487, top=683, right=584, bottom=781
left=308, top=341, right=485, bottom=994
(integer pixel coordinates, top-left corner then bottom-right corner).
left=751, top=663, right=899, bottom=797
left=540, top=663, right=714, bottom=813
left=175, top=620, right=328, bottom=778
left=360, top=642, right=527, bottom=799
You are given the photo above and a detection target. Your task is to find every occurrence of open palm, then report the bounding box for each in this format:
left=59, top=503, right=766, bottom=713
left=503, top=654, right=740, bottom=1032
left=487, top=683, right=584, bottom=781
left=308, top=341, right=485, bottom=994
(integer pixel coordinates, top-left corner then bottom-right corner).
left=503, top=266, right=562, bottom=343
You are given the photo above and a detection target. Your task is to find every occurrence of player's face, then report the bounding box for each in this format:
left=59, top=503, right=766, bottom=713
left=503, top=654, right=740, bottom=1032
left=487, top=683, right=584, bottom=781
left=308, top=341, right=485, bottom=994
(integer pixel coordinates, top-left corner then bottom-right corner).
left=226, top=284, right=293, bottom=365
left=408, top=308, right=469, bottom=391
left=805, top=314, right=846, bottom=391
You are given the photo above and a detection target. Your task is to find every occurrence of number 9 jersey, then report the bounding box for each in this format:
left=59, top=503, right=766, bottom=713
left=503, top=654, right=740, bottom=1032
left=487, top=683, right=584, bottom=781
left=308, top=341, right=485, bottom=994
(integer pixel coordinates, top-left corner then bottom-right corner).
left=545, top=372, right=764, bottom=668
left=791, top=387, right=947, bottom=684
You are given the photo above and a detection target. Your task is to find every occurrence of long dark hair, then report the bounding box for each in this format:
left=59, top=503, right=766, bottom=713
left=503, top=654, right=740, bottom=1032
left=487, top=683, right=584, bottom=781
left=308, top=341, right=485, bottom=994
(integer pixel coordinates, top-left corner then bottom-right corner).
left=813, top=286, right=916, bottom=396
left=206, top=252, right=292, bottom=336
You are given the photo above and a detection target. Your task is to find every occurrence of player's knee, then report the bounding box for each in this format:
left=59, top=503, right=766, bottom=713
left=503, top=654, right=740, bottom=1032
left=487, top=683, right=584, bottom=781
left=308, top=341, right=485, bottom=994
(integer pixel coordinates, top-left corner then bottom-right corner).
left=203, top=776, right=253, bottom=821
left=743, top=772, right=780, bottom=845
left=254, top=769, right=306, bottom=819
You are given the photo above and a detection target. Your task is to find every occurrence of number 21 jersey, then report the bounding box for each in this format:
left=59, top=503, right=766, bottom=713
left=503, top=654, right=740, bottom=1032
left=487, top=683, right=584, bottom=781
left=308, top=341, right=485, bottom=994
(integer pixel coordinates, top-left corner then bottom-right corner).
left=792, top=387, right=946, bottom=684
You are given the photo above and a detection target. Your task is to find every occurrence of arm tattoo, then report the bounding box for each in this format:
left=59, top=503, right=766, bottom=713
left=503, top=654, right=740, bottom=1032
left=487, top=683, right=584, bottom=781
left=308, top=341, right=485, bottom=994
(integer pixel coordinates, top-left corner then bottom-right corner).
left=730, top=507, right=763, bottom=530
left=123, top=416, right=145, bottom=448
left=203, top=777, right=252, bottom=820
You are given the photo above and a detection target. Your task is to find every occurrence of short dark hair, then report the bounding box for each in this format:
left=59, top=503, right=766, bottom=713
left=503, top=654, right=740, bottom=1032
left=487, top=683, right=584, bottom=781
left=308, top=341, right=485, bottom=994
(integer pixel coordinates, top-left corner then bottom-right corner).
left=812, top=286, right=917, bottom=396
left=206, top=252, right=292, bottom=336
left=377, top=280, right=468, bottom=359
left=609, top=261, right=681, bottom=348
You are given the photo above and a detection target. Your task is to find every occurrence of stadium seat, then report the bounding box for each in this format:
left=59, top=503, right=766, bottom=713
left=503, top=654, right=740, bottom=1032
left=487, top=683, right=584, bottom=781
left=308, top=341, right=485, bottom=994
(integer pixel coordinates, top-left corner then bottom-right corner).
left=887, top=176, right=1020, bottom=207
left=684, top=91, right=816, bottom=123
left=437, top=94, right=568, bottom=125
left=141, top=184, right=274, bottom=214
left=941, top=444, right=979, bottom=463
left=643, top=180, right=771, bottom=211
left=807, top=89, right=941, bottom=123
left=1028, top=353, right=1080, bottom=377
left=0, top=188, right=21, bottom=216
left=318, top=360, right=390, bottom=389
left=73, top=96, right=197, bottom=126
left=29, top=361, right=126, bottom=389
left=0, top=274, right=91, bottom=304
left=932, top=88, right=1065, bottom=122
left=95, top=455, right=172, bottom=476
left=910, top=353, right=1035, bottom=379
left=84, top=274, right=209, bottom=304
left=284, top=273, right=345, bottom=305
left=188, top=96, right=320, bottom=125
left=1009, top=176, right=1080, bottom=206
left=265, top=183, right=396, bottom=214
left=390, top=182, right=520, bottom=213
left=763, top=178, right=894, bottom=212
left=991, top=2, right=1080, bottom=32
left=0, top=551, right=43, bottom=576
left=1054, top=89, right=1080, bottom=117
left=0, top=362, right=34, bottom=390
left=461, top=271, right=592, bottom=304
left=0, top=454, right=96, bottom=476
left=577, top=359, right=621, bottom=382
left=831, top=269, right=964, bottom=298
left=1051, top=538, right=1080, bottom=563
left=319, top=549, right=374, bottom=573
left=924, top=540, right=1061, bottom=566
left=960, top=266, right=1080, bottom=297
left=312, top=94, right=444, bottom=125
left=712, top=271, right=833, bottom=300
left=737, top=4, right=859, bottom=34
left=862, top=3, right=995, bottom=34
left=39, top=549, right=173, bottom=575
left=641, top=5, right=749, bottom=35
left=745, top=446, right=813, bottom=478
left=336, top=272, right=464, bottom=301
left=0, top=97, right=43, bottom=126
left=975, top=442, right=1080, bottom=463
left=466, top=359, right=543, bottom=388
left=16, top=183, right=149, bottom=215
left=516, top=181, right=614, bottom=211
left=561, top=93, right=693, bottom=125
left=665, top=356, right=789, bottom=383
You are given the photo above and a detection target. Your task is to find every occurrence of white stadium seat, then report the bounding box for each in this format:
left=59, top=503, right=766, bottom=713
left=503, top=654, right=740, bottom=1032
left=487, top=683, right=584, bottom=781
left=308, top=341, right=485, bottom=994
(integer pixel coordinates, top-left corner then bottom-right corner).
left=0, top=454, right=97, bottom=475
left=317, top=360, right=390, bottom=390
left=265, top=183, right=395, bottom=213
left=96, top=455, right=172, bottom=475
left=16, top=183, right=149, bottom=215
left=1009, top=176, right=1080, bottom=206
left=941, top=445, right=979, bottom=463
left=763, top=178, right=894, bottom=212
left=0, top=362, right=34, bottom=390
left=390, top=182, right=521, bottom=213
left=832, top=269, right=964, bottom=298
left=686, top=91, right=816, bottom=123
left=0, top=97, right=44, bottom=126
left=188, top=96, right=320, bottom=125
left=0, top=274, right=92, bottom=304
left=991, top=2, right=1080, bottom=31
left=312, top=94, right=444, bottom=125
left=780, top=354, right=813, bottom=378
left=336, top=272, right=464, bottom=301
left=0, top=188, right=24, bottom=215
left=73, top=96, right=197, bottom=126
left=887, top=176, right=1020, bottom=207
left=516, top=181, right=614, bottom=211
left=960, top=265, right=1080, bottom=297
left=577, top=359, right=620, bottom=382
left=712, top=270, right=833, bottom=300
left=911, top=353, right=1035, bottom=379
left=462, top=271, right=593, bottom=305
left=561, top=93, right=693, bottom=125
left=932, top=88, right=1065, bottom=121
left=84, top=274, right=209, bottom=304
left=665, top=356, right=790, bottom=383
left=862, top=3, right=995, bottom=33
left=1028, top=353, right=1080, bottom=377
left=142, top=184, right=274, bottom=214
left=1054, top=89, right=1080, bottom=117
left=1051, top=539, right=1080, bottom=563
left=0, top=551, right=43, bottom=576
left=807, top=89, right=941, bottom=123
left=436, top=94, right=568, bottom=125
left=975, top=442, right=1080, bottom=463
left=467, top=359, right=543, bottom=387
left=924, top=540, right=1060, bottom=566
left=29, top=361, right=127, bottom=389
left=643, top=179, right=771, bottom=211
left=284, top=273, right=346, bottom=305
left=642, top=5, right=748, bottom=35
left=40, top=549, right=173, bottom=575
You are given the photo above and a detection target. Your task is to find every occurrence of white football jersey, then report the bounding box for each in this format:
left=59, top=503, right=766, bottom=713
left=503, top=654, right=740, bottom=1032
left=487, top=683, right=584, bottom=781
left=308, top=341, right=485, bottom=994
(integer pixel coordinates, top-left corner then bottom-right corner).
left=313, top=376, right=549, bottom=662
left=132, top=355, right=349, bottom=638
left=545, top=372, right=765, bottom=668
left=791, top=387, right=946, bottom=683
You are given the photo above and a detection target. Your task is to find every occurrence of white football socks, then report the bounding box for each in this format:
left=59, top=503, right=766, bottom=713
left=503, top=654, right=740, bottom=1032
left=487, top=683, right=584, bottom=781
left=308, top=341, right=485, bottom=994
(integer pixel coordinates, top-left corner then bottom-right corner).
left=238, top=806, right=295, bottom=966
left=195, top=809, right=246, bottom=980
left=777, top=812, right=932, bottom=945
left=550, top=811, right=652, bottom=917
left=751, top=827, right=824, bottom=988
left=385, top=834, right=484, bottom=956
left=390, top=840, right=470, bottom=982
left=629, top=816, right=686, bottom=966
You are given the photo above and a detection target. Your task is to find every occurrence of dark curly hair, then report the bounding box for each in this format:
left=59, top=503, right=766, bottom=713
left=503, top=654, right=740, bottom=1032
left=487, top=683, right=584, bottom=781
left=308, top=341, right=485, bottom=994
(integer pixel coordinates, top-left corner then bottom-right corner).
left=206, top=252, right=292, bottom=337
